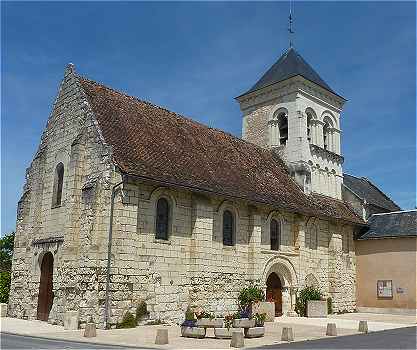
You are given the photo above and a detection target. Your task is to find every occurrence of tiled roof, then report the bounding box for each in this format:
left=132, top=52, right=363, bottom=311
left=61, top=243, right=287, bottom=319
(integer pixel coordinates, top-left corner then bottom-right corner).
left=239, top=47, right=340, bottom=97
left=78, top=76, right=363, bottom=225
left=343, top=174, right=400, bottom=212
left=358, top=210, right=417, bottom=240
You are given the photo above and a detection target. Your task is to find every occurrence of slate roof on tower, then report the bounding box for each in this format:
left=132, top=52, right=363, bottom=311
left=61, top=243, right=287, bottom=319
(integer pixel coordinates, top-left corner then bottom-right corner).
left=77, top=73, right=363, bottom=225
left=343, top=174, right=400, bottom=212
left=239, top=47, right=341, bottom=98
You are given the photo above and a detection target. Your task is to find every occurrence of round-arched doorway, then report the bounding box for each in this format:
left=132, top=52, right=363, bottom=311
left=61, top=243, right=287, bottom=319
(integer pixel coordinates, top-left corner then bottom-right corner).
left=37, top=252, right=54, bottom=321
left=266, top=272, right=282, bottom=316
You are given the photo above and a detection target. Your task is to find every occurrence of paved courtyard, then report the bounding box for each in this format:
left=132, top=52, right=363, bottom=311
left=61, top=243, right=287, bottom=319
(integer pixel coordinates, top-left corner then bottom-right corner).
left=1, top=313, right=415, bottom=349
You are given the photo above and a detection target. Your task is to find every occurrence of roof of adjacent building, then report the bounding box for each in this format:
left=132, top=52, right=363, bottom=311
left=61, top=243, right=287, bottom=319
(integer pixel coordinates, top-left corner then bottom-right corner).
left=239, top=47, right=339, bottom=97
left=358, top=210, right=417, bottom=240
left=77, top=74, right=363, bottom=225
left=343, top=174, right=400, bottom=212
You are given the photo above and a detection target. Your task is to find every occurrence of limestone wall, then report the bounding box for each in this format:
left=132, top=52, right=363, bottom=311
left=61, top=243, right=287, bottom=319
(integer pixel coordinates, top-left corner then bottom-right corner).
left=8, top=65, right=115, bottom=327
left=105, top=179, right=357, bottom=324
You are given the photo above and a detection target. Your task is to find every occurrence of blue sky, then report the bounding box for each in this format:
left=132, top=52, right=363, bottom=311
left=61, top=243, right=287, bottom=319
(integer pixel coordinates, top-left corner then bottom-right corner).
left=1, top=1, right=416, bottom=235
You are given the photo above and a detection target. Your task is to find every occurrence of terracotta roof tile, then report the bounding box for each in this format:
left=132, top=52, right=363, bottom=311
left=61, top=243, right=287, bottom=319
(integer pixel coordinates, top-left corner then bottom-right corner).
left=78, top=76, right=363, bottom=225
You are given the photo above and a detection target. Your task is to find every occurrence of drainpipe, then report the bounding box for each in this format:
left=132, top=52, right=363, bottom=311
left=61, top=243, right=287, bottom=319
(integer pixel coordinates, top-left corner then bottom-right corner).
left=104, top=178, right=124, bottom=329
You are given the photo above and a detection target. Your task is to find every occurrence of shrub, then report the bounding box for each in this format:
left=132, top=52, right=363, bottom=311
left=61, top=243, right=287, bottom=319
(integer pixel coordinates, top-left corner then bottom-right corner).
left=196, top=311, right=214, bottom=319
left=238, top=284, right=265, bottom=310
left=145, top=319, right=165, bottom=325
left=185, top=306, right=196, bottom=321
left=295, top=286, right=322, bottom=317
left=0, top=271, right=11, bottom=303
left=116, top=311, right=136, bottom=329
left=135, top=301, right=149, bottom=324
left=252, top=313, right=266, bottom=327
left=327, top=297, right=333, bottom=315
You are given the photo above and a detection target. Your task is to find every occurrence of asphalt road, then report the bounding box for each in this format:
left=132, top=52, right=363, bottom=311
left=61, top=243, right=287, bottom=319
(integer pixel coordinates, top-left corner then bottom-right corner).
left=256, top=326, right=417, bottom=349
left=0, top=333, right=146, bottom=349
left=1, top=326, right=416, bottom=349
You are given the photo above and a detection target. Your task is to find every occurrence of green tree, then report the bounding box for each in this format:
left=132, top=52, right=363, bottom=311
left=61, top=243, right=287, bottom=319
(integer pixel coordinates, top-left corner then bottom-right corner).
left=0, top=232, right=15, bottom=303
left=0, top=232, right=14, bottom=272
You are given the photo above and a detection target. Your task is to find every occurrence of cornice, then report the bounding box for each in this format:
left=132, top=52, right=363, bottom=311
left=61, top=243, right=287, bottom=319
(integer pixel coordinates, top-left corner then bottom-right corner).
left=310, top=144, right=344, bottom=164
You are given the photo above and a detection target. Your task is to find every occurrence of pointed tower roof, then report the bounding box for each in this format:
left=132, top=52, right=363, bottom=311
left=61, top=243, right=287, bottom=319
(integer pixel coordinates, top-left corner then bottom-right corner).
left=239, top=47, right=342, bottom=98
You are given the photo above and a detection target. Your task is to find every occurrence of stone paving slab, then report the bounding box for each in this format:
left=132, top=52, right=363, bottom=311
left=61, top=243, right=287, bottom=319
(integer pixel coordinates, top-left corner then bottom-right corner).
left=1, top=314, right=414, bottom=349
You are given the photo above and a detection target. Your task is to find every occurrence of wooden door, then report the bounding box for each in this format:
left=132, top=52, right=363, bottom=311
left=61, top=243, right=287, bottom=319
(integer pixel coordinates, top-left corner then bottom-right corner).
left=266, top=272, right=282, bottom=316
left=37, top=252, right=54, bottom=321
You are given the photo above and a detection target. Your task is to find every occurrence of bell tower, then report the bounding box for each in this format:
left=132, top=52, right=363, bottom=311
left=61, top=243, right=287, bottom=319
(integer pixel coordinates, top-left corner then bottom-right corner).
left=236, top=47, right=346, bottom=199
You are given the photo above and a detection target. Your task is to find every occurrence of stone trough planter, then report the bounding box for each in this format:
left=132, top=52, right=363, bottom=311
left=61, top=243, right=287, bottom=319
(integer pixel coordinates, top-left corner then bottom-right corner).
left=181, top=326, right=206, bottom=338
left=214, top=327, right=242, bottom=339
left=232, top=318, right=255, bottom=329
left=196, top=318, right=224, bottom=328
left=307, top=300, right=327, bottom=318
left=244, top=326, right=265, bottom=338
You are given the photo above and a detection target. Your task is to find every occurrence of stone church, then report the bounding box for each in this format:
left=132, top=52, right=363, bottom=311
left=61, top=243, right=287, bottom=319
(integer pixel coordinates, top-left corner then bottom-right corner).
left=9, top=47, right=365, bottom=328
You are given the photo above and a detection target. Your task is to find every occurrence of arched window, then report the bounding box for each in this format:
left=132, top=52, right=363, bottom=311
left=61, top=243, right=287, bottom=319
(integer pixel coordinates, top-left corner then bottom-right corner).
left=278, top=113, right=288, bottom=146
left=52, top=162, right=64, bottom=207
left=156, top=198, right=170, bottom=240
left=270, top=219, right=281, bottom=251
left=323, top=117, right=333, bottom=151
left=306, top=112, right=312, bottom=143
left=308, top=226, right=318, bottom=250
left=323, top=122, right=329, bottom=150
left=223, top=210, right=235, bottom=246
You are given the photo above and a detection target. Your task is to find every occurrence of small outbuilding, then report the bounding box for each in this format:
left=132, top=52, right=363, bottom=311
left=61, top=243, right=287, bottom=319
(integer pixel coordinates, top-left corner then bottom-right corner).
left=356, top=210, right=417, bottom=315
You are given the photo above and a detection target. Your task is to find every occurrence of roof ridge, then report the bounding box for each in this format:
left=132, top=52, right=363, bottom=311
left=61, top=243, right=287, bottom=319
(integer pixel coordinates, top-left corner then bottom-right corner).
left=77, top=74, right=288, bottom=168
left=370, top=209, right=416, bottom=216
left=359, top=176, right=400, bottom=210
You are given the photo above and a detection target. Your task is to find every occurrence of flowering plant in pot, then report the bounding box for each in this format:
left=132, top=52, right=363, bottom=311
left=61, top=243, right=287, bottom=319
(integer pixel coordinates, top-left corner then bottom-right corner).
left=223, top=314, right=235, bottom=330
left=252, top=313, right=267, bottom=327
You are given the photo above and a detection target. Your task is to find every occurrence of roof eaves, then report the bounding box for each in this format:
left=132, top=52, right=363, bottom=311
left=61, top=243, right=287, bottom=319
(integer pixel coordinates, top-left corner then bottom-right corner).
left=236, top=74, right=346, bottom=101
left=122, top=170, right=364, bottom=226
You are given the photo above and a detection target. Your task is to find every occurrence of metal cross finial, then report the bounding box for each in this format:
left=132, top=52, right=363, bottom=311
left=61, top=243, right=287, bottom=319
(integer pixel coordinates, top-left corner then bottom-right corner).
left=288, top=0, right=294, bottom=48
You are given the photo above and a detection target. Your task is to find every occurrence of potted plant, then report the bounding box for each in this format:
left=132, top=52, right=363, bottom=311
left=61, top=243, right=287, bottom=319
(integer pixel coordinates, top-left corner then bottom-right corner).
left=181, top=306, right=206, bottom=338
left=232, top=310, right=255, bottom=329
left=295, top=286, right=324, bottom=317
left=214, top=314, right=242, bottom=339
left=243, top=313, right=266, bottom=338
left=253, top=312, right=266, bottom=327
left=195, top=310, right=223, bottom=328
left=238, top=284, right=265, bottom=317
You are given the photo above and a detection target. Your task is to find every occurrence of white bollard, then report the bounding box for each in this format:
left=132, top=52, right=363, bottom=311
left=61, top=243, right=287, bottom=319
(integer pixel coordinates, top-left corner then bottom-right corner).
left=230, top=331, right=244, bottom=348
left=84, top=323, right=97, bottom=338
left=358, top=320, right=368, bottom=333
left=326, top=323, right=337, bottom=336
left=281, top=327, right=294, bottom=342
left=155, top=328, right=169, bottom=345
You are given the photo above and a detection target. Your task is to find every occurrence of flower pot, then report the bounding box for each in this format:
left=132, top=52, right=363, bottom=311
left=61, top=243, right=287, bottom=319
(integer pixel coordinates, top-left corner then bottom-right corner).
left=214, top=327, right=242, bottom=339
left=244, top=326, right=265, bottom=338
left=196, top=318, right=224, bottom=328
left=232, top=318, right=255, bottom=329
left=181, top=326, right=206, bottom=338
